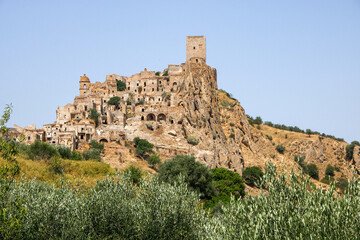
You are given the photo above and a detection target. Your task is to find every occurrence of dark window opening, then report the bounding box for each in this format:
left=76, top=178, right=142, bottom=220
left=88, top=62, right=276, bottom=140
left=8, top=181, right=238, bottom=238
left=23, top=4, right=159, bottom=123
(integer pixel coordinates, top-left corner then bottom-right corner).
left=142, top=108, right=145, bottom=112
left=193, top=47, right=195, bottom=49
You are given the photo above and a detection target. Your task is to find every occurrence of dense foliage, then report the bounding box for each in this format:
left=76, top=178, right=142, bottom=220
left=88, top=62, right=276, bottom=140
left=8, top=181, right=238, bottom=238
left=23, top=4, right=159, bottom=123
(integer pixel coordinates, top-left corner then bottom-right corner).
left=2, top=164, right=360, bottom=239
left=82, top=148, right=101, bottom=161
left=89, top=140, right=104, bottom=152
left=88, top=108, right=100, bottom=126
left=276, top=144, right=285, bottom=154
left=158, top=155, right=215, bottom=199
left=346, top=141, right=359, bottom=160
left=133, top=137, right=154, bottom=158
left=205, top=168, right=245, bottom=208
left=306, top=163, right=319, bottom=180
left=28, top=140, right=60, bottom=160
left=107, top=96, right=121, bottom=109
left=325, top=164, right=335, bottom=176
left=242, top=166, right=264, bottom=187
left=116, top=80, right=126, bottom=91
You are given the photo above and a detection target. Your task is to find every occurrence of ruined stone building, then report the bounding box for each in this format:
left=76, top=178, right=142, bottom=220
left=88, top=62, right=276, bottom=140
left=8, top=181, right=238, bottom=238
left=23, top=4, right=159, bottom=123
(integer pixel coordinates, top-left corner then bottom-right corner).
left=12, top=36, right=247, bottom=171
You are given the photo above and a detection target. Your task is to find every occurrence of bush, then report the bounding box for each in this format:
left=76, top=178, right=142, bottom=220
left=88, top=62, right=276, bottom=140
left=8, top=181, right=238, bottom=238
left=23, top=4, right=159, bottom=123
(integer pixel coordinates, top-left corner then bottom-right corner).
left=89, top=140, right=104, bottom=152
left=147, top=154, right=161, bottom=168
left=321, top=175, right=335, bottom=185
left=276, top=144, right=285, bottom=154
left=336, top=178, right=348, bottom=193
left=306, top=164, right=319, bottom=180
left=107, top=96, right=121, bottom=108
left=242, top=166, right=264, bottom=187
left=294, top=155, right=306, bottom=168
left=88, top=108, right=100, bottom=126
left=56, top=145, right=71, bottom=159
left=135, top=99, right=144, bottom=106
left=158, top=155, right=215, bottom=199
left=265, top=134, right=272, bottom=141
left=155, top=71, right=160, bottom=76
left=133, top=137, right=154, bottom=158
left=123, top=165, right=143, bottom=185
left=82, top=149, right=101, bottom=161
left=325, top=164, right=335, bottom=176
left=48, top=156, right=65, bottom=175
left=187, top=136, right=199, bottom=145
left=162, top=70, right=168, bottom=76
left=70, top=151, right=83, bottom=161
left=253, top=116, right=262, bottom=125
left=205, top=168, right=245, bottom=208
left=345, top=141, right=359, bottom=160
left=229, top=133, right=235, bottom=139
left=116, top=80, right=126, bottom=91
left=28, top=140, right=60, bottom=160
left=145, top=123, right=153, bottom=130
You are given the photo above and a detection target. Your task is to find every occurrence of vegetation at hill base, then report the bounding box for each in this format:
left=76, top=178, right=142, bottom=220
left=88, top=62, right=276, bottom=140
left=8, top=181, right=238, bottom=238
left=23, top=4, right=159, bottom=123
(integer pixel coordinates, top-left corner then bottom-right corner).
left=242, top=166, right=264, bottom=187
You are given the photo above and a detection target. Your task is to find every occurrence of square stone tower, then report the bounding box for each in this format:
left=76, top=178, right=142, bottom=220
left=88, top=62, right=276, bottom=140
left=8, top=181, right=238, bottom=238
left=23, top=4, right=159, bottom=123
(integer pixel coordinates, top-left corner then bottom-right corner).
left=186, top=36, right=206, bottom=63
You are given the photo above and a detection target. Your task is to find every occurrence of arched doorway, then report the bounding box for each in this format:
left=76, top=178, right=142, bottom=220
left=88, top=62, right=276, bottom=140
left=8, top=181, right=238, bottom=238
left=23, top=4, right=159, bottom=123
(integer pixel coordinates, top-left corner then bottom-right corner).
left=157, top=113, right=166, bottom=122
left=99, top=138, right=108, bottom=143
left=146, top=113, right=156, bottom=121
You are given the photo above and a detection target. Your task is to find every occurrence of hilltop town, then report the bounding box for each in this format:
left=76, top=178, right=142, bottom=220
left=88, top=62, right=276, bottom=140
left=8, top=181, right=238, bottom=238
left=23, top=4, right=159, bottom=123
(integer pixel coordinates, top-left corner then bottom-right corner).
left=10, top=36, right=360, bottom=177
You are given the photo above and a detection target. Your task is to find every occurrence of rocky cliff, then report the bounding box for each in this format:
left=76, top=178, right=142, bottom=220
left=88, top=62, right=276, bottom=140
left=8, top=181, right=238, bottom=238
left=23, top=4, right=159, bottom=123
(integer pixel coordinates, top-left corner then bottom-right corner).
left=102, top=62, right=357, bottom=182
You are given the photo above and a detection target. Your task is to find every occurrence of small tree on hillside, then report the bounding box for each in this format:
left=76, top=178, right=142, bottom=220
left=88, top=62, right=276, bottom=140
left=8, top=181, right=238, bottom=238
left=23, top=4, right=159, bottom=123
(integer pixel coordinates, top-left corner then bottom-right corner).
left=88, top=108, right=100, bottom=127
left=158, top=155, right=215, bottom=199
left=133, top=137, right=154, bottom=158
left=242, top=166, right=264, bottom=187
left=116, top=80, right=126, bottom=91
left=108, top=96, right=121, bottom=109
left=306, top=164, right=319, bottom=180
left=325, top=164, right=335, bottom=177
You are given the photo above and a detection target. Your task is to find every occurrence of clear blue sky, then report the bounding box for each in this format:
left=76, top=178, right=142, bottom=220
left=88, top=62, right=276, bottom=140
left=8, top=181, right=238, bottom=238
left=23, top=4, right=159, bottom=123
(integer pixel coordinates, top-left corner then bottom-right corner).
left=0, top=0, right=359, bottom=142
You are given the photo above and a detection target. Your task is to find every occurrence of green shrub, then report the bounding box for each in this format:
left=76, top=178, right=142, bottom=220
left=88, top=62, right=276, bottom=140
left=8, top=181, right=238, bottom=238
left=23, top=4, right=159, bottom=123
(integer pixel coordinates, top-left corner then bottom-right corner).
left=89, top=140, right=104, bottom=152
left=266, top=134, right=272, bottom=141
left=336, top=178, right=348, bottom=193
left=242, top=166, right=264, bottom=187
left=133, top=137, right=154, bottom=158
left=346, top=142, right=359, bottom=160
left=230, top=122, right=235, bottom=127
left=325, top=164, right=335, bottom=176
left=162, top=70, right=168, bottom=76
left=56, top=145, right=71, bottom=159
left=135, top=99, right=144, bottom=106
left=145, top=123, right=153, bottom=130
left=253, top=116, right=262, bottom=125
left=147, top=154, right=161, bottom=168
left=205, top=168, right=245, bottom=208
left=221, top=100, right=230, bottom=109
left=212, top=131, right=217, bottom=140
left=276, top=144, right=285, bottom=154
left=28, top=140, right=60, bottom=160
left=82, top=149, right=101, bottom=161
left=229, top=133, right=235, bottom=139
left=48, top=156, right=65, bottom=175
left=321, top=175, right=335, bottom=185
left=107, top=96, right=121, bottom=108
left=294, top=155, right=306, bottom=168
left=88, top=108, right=100, bottom=126
left=123, top=165, right=143, bottom=185
left=158, top=155, right=215, bottom=199
left=70, top=151, right=83, bottom=161
left=187, top=136, right=199, bottom=145
left=116, top=80, right=126, bottom=91
left=306, top=164, right=319, bottom=180
left=155, top=71, right=160, bottom=76
left=126, top=99, right=132, bottom=105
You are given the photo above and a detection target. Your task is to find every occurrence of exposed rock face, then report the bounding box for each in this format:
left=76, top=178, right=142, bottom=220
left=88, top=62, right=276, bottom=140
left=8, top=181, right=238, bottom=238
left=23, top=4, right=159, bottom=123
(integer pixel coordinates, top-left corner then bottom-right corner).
left=176, top=62, right=245, bottom=172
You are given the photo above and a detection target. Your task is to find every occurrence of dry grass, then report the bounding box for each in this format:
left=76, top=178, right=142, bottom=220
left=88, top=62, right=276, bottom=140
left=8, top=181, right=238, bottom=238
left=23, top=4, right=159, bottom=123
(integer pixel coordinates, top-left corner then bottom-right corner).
left=1, top=155, right=115, bottom=187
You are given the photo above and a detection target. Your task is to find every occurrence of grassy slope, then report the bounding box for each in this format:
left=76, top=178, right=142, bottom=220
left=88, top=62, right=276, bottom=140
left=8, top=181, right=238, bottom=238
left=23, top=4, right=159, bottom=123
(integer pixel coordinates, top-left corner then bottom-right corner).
left=1, top=155, right=115, bottom=187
